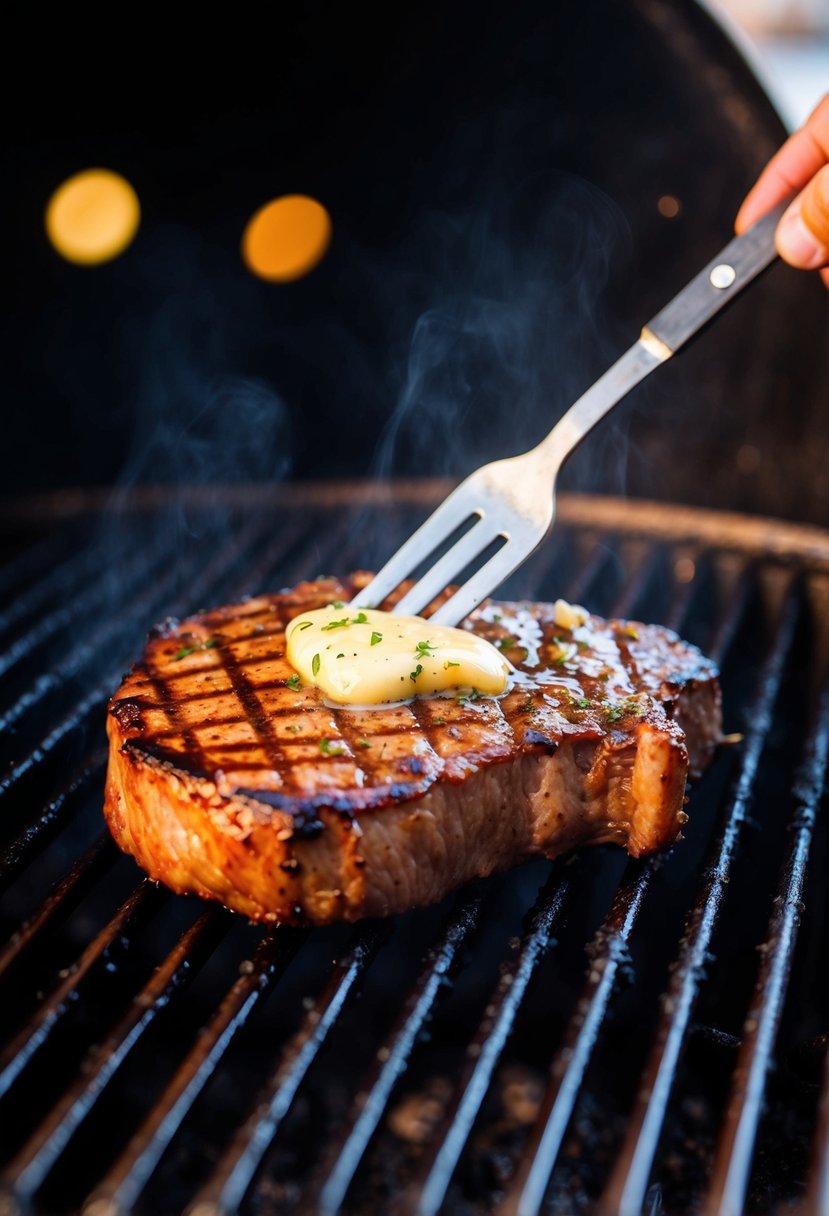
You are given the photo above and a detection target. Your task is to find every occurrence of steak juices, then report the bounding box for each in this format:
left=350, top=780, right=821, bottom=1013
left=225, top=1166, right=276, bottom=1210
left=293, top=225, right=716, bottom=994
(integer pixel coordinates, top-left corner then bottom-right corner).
left=104, top=575, right=721, bottom=924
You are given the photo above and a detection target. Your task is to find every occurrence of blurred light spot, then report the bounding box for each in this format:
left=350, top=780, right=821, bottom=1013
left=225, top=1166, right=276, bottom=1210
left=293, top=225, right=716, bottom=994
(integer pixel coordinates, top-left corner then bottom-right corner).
left=45, top=169, right=140, bottom=265
left=242, top=194, right=332, bottom=282
left=674, top=556, right=696, bottom=584
left=657, top=194, right=681, bottom=219
left=736, top=443, right=762, bottom=474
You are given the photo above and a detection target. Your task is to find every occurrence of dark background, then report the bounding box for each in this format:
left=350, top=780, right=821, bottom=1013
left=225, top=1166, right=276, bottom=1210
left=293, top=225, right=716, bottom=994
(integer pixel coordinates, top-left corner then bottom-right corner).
left=3, top=0, right=828, bottom=521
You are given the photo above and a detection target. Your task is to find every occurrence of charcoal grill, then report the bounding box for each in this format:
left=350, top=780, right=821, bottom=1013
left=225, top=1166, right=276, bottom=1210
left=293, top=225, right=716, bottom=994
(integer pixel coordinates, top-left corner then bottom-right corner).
left=1, top=483, right=829, bottom=1216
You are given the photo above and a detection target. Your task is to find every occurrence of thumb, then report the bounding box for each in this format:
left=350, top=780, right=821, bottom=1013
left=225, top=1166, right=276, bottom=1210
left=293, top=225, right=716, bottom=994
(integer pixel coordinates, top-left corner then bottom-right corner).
left=775, top=164, right=829, bottom=270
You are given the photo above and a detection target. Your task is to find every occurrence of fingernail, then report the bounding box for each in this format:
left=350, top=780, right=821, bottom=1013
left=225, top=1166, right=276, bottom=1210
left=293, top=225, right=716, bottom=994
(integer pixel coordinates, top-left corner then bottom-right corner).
left=776, top=207, right=827, bottom=270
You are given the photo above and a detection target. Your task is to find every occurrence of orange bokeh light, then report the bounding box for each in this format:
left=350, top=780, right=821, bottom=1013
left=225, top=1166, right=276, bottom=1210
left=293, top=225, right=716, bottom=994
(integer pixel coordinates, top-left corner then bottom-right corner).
left=45, top=168, right=140, bottom=266
left=242, top=194, right=332, bottom=282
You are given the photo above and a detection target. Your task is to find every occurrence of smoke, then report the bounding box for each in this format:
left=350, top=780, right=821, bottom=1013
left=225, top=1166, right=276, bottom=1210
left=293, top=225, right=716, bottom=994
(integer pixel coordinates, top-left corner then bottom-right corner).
left=337, top=164, right=636, bottom=574
left=371, top=171, right=634, bottom=488
left=98, top=225, right=292, bottom=602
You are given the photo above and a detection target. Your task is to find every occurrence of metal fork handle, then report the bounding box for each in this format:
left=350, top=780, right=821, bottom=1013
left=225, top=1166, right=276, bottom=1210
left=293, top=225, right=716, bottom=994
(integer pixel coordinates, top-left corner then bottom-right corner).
left=645, top=200, right=787, bottom=352
left=540, top=200, right=788, bottom=464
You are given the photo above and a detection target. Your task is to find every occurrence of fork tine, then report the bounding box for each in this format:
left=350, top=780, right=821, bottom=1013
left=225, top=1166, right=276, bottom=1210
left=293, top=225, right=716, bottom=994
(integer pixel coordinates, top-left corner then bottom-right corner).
left=428, top=542, right=528, bottom=626
left=392, top=517, right=501, bottom=618
left=351, top=491, right=481, bottom=609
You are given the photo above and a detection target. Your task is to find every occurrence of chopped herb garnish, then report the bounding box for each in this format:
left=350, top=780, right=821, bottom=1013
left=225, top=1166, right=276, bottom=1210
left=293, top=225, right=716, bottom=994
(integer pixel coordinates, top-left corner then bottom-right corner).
left=410, top=663, right=423, bottom=683
left=492, top=613, right=502, bottom=622
left=604, top=697, right=644, bottom=723
left=312, top=654, right=321, bottom=677
left=357, top=738, right=372, bottom=748
left=456, top=695, right=469, bottom=705
left=336, top=652, right=345, bottom=658
left=321, top=618, right=349, bottom=631
left=285, top=723, right=301, bottom=733
left=468, top=689, right=483, bottom=701
left=351, top=611, right=368, bottom=624
left=444, top=659, right=460, bottom=670
left=319, top=738, right=344, bottom=755
left=370, top=631, right=383, bottom=646
left=434, top=716, right=446, bottom=725
left=173, top=638, right=217, bottom=661
left=414, top=640, right=436, bottom=658
left=331, top=600, right=344, bottom=609
left=496, top=636, right=516, bottom=651
left=520, top=698, right=537, bottom=714
left=298, top=621, right=313, bottom=631
left=286, top=674, right=302, bottom=692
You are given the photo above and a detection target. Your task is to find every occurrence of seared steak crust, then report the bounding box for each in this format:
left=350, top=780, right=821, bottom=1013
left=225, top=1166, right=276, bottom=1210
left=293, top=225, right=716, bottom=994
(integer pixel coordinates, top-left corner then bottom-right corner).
left=104, top=575, right=721, bottom=924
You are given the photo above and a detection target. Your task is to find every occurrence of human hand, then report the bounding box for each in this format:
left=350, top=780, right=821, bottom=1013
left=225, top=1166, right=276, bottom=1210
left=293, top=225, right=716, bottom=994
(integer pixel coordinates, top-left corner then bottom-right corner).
left=736, top=93, right=829, bottom=289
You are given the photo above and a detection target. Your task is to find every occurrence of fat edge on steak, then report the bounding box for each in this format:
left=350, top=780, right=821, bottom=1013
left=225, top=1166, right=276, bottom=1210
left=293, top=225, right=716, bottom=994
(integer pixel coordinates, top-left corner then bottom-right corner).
left=104, top=575, right=722, bottom=925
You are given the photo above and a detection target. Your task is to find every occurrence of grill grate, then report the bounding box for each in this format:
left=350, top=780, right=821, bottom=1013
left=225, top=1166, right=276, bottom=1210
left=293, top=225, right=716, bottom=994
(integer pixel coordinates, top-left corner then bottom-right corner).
left=1, top=486, right=829, bottom=1216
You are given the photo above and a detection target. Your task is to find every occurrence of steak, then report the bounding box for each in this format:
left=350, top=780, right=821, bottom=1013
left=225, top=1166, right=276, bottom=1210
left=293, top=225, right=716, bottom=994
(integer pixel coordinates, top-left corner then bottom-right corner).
left=104, top=574, right=722, bottom=925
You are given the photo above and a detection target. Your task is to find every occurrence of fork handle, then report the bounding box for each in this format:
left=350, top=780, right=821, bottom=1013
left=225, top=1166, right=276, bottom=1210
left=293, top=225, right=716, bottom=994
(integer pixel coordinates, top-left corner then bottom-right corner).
left=644, top=201, right=788, bottom=355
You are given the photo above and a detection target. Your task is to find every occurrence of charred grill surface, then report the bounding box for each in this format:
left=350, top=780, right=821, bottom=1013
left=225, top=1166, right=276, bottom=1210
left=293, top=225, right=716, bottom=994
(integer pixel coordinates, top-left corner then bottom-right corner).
left=1, top=489, right=829, bottom=1216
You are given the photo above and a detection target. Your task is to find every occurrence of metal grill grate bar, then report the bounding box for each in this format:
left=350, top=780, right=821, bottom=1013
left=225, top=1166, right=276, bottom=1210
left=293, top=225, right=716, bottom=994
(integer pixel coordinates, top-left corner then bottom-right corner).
left=0, top=532, right=71, bottom=608
left=704, top=562, right=755, bottom=670
left=185, top=923, right=391, bottom=1216
left=703, top=671, right=829, bottom=1216
left=600, top=583, right=800, bottom=1216
left=499, top=864, right=654, bottom=1216
left=606, top=545, right=663, bottom=622
left=314, top=895, right=483, bottom=1216
left=4, top=908, right=229, bottom=1208
left=0, top=752, right=106, bottom=895
left=0, top=536, right=171, bottom=687
left=806, top=1048, right=829, bottom=1215
left=82, top=928, right=306, bottom=1216
left=0, top=882, right=161, bottom=1101
left=0, top=534, right=124, bottom=643
left=406, top=870, right=574, bottom=1216
left=0, top=834, right=113, bottom=980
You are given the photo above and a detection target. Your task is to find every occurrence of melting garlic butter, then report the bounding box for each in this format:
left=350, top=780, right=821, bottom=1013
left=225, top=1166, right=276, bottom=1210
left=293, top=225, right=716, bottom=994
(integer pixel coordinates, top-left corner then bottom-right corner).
left=285, top=605, right=510, bottom=705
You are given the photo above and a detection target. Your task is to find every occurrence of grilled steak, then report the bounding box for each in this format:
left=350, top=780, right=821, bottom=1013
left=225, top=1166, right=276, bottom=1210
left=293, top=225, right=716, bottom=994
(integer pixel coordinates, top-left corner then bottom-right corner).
left=104, top=574, right=721, bottom=924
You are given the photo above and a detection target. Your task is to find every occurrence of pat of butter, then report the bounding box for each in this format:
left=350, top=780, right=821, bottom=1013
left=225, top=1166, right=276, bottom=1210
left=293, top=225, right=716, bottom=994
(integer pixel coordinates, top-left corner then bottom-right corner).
left=285, top=605, right=510, bottom=705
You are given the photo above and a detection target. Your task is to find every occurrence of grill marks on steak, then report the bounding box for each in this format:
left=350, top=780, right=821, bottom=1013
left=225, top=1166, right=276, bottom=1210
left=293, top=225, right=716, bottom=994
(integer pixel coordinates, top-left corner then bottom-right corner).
left=104, top=575, right=722, bottom=924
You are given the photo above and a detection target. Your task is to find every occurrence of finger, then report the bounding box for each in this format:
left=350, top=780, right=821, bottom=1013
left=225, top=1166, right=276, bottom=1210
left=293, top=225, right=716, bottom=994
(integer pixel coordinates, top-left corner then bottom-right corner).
left=775, top=164, right=829, bottom=270
left=736, top=94, right=829, bottom=234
